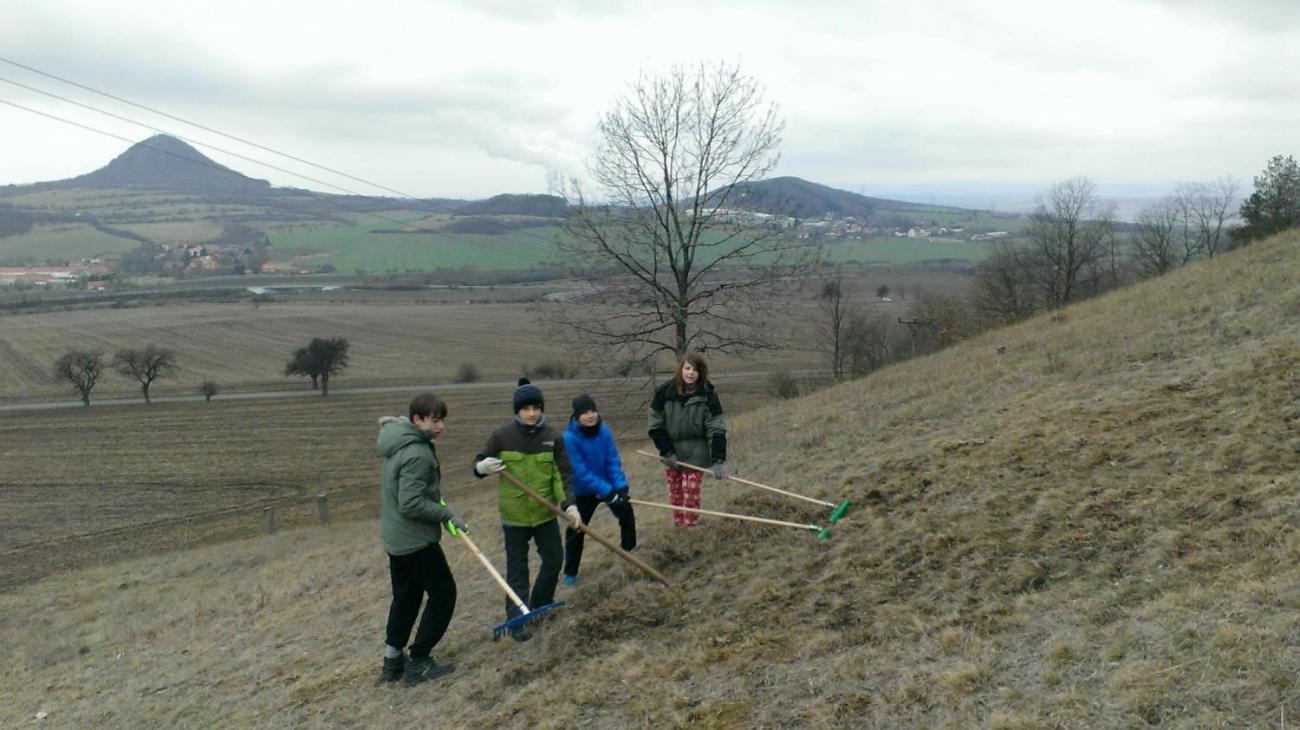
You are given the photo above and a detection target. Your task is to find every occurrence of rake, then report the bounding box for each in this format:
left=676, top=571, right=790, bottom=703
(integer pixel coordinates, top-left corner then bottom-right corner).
left=636, top=450, right=851, bottom=524
left=498, top=470, right=671, bottom=587
left=448, top=523, right=565, bottom=639
left=629, top=498, right=832, bottom=540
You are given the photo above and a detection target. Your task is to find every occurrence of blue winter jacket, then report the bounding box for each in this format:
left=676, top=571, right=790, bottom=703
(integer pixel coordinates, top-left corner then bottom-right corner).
left=563, top=418, right=629, bottom=499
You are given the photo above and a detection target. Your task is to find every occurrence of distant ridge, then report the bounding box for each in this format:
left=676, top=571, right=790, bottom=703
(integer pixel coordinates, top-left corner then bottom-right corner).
left=455, top=193, right=567, bottom=217
left=58, top=134, right=272, bottom=194
left=727, top=176, right=953, bottom=220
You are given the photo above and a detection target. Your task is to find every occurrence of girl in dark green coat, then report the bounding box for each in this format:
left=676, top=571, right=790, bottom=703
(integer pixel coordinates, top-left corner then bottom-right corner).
left=648, top=352, right=727, bottom=527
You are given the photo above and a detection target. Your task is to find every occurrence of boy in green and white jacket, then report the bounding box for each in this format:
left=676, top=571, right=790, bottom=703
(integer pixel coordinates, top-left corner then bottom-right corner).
left=472, top=378, right=576, bottom=641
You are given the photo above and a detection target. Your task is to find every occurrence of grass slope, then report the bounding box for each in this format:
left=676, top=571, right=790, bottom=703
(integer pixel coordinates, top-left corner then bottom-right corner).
left=2, top=233, right=1298, bottom=726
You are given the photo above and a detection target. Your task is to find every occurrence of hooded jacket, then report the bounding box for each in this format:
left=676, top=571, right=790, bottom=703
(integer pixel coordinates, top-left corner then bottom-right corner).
left=474, top=418, right=575, bottom=527
left=378, top=416, right=451, bottom=555
left=648, top=379, right=727, bottom=468
left=563, top=417, right=629, bottom=499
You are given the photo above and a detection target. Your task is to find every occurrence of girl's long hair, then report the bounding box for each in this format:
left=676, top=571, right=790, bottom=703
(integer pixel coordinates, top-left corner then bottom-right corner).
left=674, top=351, right=710, bottom=395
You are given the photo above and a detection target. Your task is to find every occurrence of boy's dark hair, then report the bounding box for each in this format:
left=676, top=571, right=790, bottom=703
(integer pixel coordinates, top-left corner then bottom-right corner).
left=409, top=392, right=448, bottom=421
left=674, top=351, right=710, bottom=394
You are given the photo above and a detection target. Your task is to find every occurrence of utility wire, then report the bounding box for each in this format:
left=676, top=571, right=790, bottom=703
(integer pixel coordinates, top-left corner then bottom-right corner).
left=0, top=57, right=565, bottom=260
left=0, top=59, right=569, bottom=258
left=1, top=75, right=392, bottom=199
left=0, top=56, right=418, bottom=199
left=0, top=95, right=558, bottom=265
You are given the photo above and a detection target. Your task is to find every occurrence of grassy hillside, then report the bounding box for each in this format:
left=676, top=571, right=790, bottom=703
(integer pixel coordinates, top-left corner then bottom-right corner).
left=2, top=232, right=1297, bottom=726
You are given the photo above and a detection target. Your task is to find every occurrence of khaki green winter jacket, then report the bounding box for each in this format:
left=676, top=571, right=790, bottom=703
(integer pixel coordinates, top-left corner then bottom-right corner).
left=648, top=380, right=727, bottom=468
left=378, top=417, right=451, bottom=556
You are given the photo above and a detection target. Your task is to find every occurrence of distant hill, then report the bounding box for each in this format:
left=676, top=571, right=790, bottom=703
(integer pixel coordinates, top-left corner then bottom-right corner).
left=455, top=193, right=567, bottom=217
left=52, top=134, right=274, bottom=194
left=727, top=176, right=954, bottom=220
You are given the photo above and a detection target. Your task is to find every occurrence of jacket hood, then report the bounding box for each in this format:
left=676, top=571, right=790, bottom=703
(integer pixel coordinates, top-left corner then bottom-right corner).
left=377, top=416, right=430, bottom=458
left=658, top=378, right=715, bottom=401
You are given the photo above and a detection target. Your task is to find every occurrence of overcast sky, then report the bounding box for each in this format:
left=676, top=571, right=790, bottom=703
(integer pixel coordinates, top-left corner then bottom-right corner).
left=2, top=0, right=1298, bottom=203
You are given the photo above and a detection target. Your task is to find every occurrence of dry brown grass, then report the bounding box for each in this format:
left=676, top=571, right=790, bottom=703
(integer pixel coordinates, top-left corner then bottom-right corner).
left=2, top=232, right=1299, bottom=726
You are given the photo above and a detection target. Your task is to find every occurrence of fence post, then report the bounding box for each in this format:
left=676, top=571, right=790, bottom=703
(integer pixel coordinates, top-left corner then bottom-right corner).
left=317, top=494, right=330, bottom=525
left=261, top=506, right=275, bottom=535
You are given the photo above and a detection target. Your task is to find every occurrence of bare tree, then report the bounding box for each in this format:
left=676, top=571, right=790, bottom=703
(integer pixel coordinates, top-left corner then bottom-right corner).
left=843, top=312, right=896, bottom=376
left=974, top=241, right=1038, bottom=324
left=813, top=266, right=861, bottom=379
left=556, top=63, right=818, bottom=370
left=54, top=350, right=104, bottom=407
left=1175, top=178, right=1238, bottom=259
left=114, top=345, right=177, bottom=403
left=284, top=338, right=349, bottom=395
left=198, top=380, right=219, bottom=402
left=1026, top=177, right=1114, bottom=308
left=1134, top=198, right=1184, bottom=277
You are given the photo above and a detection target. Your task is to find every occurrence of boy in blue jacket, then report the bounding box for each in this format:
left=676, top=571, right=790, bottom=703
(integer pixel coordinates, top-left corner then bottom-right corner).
left=562, top=394, right=637, bottom=585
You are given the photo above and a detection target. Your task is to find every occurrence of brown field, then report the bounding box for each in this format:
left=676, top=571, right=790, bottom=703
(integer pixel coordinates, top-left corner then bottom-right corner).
left=0, top=267, right=970, bottom=403
left=35, top=245, right=1300, bottom=725
left=0, top=376, right=778, bottom=590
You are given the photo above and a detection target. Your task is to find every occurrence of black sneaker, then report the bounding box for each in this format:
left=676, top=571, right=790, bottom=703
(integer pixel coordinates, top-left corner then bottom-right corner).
left=509, top=624, right=533, bottom=643
left=403, top=656, right=454, bottom=685
left=381, top=654, right=405, bottom=683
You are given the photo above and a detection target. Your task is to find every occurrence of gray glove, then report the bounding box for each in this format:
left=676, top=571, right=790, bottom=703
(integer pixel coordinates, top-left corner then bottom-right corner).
left=566, top=504, right=583, bottom=529
left=444, top=511, right=468, bottom=535
left=475, top=456, right=505, bottom=476
left=661, top=453, right=678, bottom=470
left=712, top=462, right=727, bottom=480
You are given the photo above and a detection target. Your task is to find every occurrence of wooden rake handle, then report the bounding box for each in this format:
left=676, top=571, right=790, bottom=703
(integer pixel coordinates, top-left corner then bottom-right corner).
left=498, top=470, right=671, bottom=587
left=456, top=531, right=530, bottom=614
left=635, top=449, right=834, bottom=509
left=628, top=498, right=822, bottom=533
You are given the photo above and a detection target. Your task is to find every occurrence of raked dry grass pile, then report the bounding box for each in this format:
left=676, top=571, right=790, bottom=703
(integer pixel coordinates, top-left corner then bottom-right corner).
left=2, top=233, right=1298, bottom=727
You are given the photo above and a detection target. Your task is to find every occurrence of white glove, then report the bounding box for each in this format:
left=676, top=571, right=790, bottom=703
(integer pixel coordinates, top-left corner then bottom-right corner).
left=566, top=504, right=583, bottom=529
left=475, top=457, right=505, bottom=476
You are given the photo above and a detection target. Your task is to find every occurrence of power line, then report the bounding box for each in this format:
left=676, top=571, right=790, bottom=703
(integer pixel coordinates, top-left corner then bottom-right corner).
left=0, top=95, right=559, bottom=265
left=0, top=57, right=566, bottom=260
left=0, top=56, right=418, bottom=199
left=1, top=75, right=392, bottom=199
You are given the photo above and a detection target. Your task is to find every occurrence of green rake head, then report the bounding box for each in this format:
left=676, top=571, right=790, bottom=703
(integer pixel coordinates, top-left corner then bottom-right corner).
left=815, top=526, right=832, bottom=540
left=828, top=499, right=851, bottom=524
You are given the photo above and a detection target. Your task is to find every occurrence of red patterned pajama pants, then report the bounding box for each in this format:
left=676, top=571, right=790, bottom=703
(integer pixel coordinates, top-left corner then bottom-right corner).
left=665, top=467, right=702, bottom=527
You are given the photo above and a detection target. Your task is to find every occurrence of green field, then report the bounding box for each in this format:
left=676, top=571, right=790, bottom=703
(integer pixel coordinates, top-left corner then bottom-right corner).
left=820, top=236, right=992, bottom=263
left=0, top=223, right=140, bottom=263
left=268, top=214, right=563, bottom=271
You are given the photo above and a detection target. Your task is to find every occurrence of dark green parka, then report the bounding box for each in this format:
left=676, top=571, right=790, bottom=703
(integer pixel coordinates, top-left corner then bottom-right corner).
left=378, top=416, right=452, bottom=555
left=648, top=379, right=727, bottom=468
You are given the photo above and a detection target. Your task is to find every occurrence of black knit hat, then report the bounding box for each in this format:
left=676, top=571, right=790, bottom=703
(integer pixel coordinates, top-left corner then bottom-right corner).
left=571, top=393, right=598, bottom=418
left=512, top=377, right=544, bottom=413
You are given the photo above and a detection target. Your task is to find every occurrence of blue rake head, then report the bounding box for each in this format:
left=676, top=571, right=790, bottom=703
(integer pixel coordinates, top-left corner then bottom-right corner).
left=491, top=600, right=567, bottom=640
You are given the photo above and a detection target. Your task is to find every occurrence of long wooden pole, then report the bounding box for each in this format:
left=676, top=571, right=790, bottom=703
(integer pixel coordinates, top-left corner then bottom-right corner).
left=628, top=498, right=824, bottom=533
left=636, top=449, right=835, bottom=508
left=499, top=471, right=671, bottom=587
left=457, top=532, right=531, bottom=615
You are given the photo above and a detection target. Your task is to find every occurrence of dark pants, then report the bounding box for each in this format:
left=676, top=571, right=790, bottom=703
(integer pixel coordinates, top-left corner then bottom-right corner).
left=502, top=519, right=563, bottom=620
left=564, top=494, right=637, bottom=577
left=386, top=542, right=457, bottom=659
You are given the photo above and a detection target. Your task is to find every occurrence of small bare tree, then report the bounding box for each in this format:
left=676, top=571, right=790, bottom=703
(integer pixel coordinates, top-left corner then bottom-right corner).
left=813, top=266, right=861, bottom=379
left=974, top=241, right=1038, bottom=324
left=1133, top=198, right=1182, bottom=277
left=114, top=345, right=177, bottom=404
left=1026, top=177, right=1114, bottom=308
left=1174, top=178, right=1238, bottom=259
left=54, top=350, right=104, bottom=407
left=198, top=380, right=219, bottom=402
left=556, top=63, right=818, bottom=371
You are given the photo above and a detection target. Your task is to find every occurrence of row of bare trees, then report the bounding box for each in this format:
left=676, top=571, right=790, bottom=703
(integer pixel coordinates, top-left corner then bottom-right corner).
left=53, top=337, right=348, bottom=405
left=54, top=346, right=177, bottom=406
